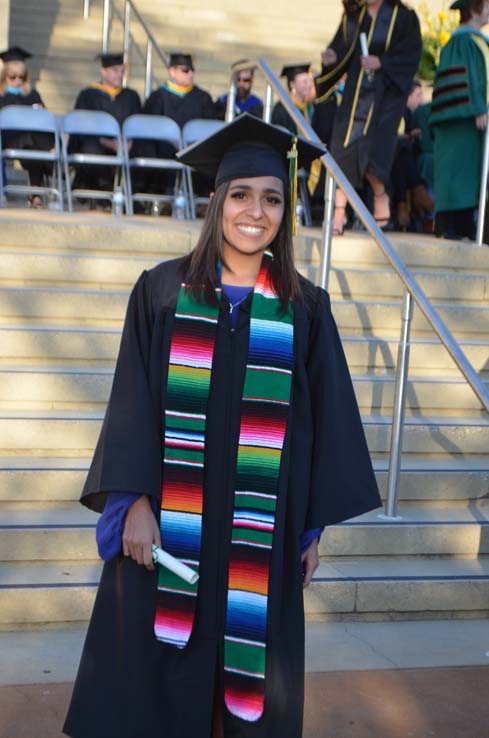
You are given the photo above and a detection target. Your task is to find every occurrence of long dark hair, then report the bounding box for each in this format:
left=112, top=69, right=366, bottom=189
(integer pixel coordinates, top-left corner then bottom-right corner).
left=343, top=0, right=399, bottom=17
left=181, top=180, right=303, bottom=310
left=460, top=0, right=485, bottom=22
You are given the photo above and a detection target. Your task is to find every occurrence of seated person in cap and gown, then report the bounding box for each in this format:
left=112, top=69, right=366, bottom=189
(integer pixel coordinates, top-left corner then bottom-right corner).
left=142, top=53, right=215, bottom=199
left=317, top=0, right=422, bottom=234
left=0, top=46, right=54, bottom=208
left=390, top=79, right=434, bottom=230
left=69, top=52, right=141, bottom=193
left=272, top=64, right=332, bottom=210
left=62, top=112, right=381, bottom=738
left=214, top=60, right=263, bottom=119
left=430, top=0, right=489, bottom=240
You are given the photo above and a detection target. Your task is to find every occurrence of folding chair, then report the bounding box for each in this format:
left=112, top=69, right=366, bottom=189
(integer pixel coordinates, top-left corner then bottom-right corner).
left=0, top=105, right=63, bottom=209
left=122, top=114, right=191, bottom=218
left=181, top=119, right=226, bottom=218
left=60, top=110, right=129, bottom=213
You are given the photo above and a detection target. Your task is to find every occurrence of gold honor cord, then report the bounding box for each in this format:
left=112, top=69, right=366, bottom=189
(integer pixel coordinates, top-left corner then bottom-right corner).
left=287, top=136, right=299, bottom=236
left=315, top=5, right=367, bottom=104
left=385, top=5, right=399, bottom=52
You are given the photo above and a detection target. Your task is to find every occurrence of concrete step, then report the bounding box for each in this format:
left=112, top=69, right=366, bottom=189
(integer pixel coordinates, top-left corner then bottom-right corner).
left=1, top=456, right=487, bottom=503
left=0, top=365, right=487, bottom=413
left=1, top=410, right=488, bottom=455
left=3, top=248, right=489, bottom=304
left=1, top=502, right=488, bottom=561
left=1, top=557, right=488, bottom=626
left=2, top=286, right=489, bottom=336
left=1, top=324, right=487, bottom=381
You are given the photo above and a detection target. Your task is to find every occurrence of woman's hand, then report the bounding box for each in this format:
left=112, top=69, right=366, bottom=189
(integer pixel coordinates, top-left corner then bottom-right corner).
left=301, top=539, right=319, bottom=588
left=476, top=113, right=488, bottom=131
left=361, top=55, right=381, bottom=73
left=122, top=495, right=161, bottom=571
left=321, top=48, right=338, bottom=67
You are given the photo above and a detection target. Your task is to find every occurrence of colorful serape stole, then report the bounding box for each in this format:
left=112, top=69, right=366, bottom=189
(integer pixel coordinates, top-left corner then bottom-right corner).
left=154, top=285, right=220, bottom=647
left=154, top=252, right=294, bottom=723
left=223, top=256, right=293, bottom=721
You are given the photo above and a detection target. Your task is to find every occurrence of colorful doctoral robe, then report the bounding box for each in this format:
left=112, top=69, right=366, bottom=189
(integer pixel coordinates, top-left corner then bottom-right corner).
left=430, top=27, right=489, bottom=212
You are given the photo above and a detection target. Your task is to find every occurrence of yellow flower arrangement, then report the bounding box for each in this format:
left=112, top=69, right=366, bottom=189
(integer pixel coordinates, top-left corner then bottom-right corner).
left=418, top=1, right=458, bottom=80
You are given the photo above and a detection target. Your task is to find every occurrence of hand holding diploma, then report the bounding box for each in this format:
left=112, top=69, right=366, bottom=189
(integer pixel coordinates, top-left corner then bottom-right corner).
left=151, top=545, right=199, bottom=585
left=359, top=33, right=381, bottom=80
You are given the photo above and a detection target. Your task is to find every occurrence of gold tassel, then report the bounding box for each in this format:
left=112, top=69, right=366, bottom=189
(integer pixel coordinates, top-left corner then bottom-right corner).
left=287, top=136, right=298, bottom=236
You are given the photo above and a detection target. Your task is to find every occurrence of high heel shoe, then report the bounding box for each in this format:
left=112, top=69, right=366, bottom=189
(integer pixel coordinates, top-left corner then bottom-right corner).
left=373, top=189, right=391, bottom=230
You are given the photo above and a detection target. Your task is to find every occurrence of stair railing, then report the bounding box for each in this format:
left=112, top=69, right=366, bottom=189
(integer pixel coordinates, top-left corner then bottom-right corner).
left=476, top=106, right=489, bottom=246
left=226, top=60, right=489, bottom=519
left=84, top=0, right=168, bottom=98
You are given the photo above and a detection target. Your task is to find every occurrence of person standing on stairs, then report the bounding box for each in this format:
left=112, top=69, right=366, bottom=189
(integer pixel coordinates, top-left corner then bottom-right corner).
left=62, top=113, right=381, bottom=738
left=430, top=0, right=489, bottom=241
left=316, top=0, right=422, bottom=234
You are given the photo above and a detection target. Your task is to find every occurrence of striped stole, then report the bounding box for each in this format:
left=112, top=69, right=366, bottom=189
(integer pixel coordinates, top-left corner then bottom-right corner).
left=155, top=252, right=294, bottom=722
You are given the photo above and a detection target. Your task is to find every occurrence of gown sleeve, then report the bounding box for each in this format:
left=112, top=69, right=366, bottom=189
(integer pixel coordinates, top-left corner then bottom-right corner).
left=304, top=288, right=381, bottom=530
left=81, top=270, right=162, bottom=513
left=315, top=16, right=353, bottom=101
left=379, top=9, right=422, bottom=96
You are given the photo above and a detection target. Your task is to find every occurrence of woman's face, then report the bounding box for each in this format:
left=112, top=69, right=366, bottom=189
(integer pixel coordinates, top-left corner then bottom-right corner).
left=221, top=176, right=285, bottom=257
left=5, top=61, right=27, bottom=89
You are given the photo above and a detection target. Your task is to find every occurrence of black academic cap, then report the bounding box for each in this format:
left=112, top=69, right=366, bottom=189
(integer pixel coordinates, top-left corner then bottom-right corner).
left=177, top=112, right=325, bottom=189
left=280, top=63, right=311, bottom=83
left=95, top=52, right=124, bottom=67
left=449, top=0, right=466, bottom=8
left=169, top=52, right=194, bottom=69
left=0, top=46, right=32, bottom=63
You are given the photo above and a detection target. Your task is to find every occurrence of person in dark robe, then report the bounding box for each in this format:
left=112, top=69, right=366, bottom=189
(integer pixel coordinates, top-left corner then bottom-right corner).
left=69, top=52, right=141, bottom=193
left=316, top=0, right=422, bottom=234
left=62, top=113, right=381, bottom=738
left=0, top=46, right=54, bottom=208
left=214, top=60, right=263, bottom=120
left=390, top=80, right=434, bottom=230
left=143, top=52, right=215, bottom=199
left=430, top=0, right=489, bottom=240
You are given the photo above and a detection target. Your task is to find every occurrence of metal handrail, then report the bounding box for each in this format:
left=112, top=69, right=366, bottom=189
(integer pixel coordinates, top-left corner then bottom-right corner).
left=476, top=106, right=489, bottom=246
left=227, top=60, right=489, bottom=518
left=85, top=0, right=168, bottom=98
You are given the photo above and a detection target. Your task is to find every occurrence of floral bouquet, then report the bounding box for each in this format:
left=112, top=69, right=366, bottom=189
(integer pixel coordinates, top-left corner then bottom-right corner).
left=417, top=1, right=458, bottom=81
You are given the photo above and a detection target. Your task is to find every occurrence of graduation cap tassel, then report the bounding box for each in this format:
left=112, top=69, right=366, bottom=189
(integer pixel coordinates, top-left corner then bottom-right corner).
left=287, top=136, right=299, bottom=236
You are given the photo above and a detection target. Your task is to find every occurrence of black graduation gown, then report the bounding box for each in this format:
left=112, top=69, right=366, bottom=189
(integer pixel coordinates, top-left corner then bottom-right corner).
left=0, top=88, right=54, bottom=186
left=68, top=86, right=141, bottom=190
left=63, top=257, right=381, bottom=738
left=143, top=85, right=215, bottom=127
left=316, top=1, right=421, bottom=188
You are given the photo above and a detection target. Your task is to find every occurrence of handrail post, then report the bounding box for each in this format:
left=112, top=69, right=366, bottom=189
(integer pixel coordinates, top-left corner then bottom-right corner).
left=226, top=79, right=237, bottom=123
left=319, top=171, right=336, bottom=291
left=123, top=0, right=131, bottom=86
left=264, top=84, right=273, bottom=123
left=83, top=0, right=91, bottom=20
left=145, top=39, right=153, bottom=99
left=102, top=0, right=110, bottom=53
left=476, top=105, right=489, bottom=246
left=380, top=289, right=414, bottom=520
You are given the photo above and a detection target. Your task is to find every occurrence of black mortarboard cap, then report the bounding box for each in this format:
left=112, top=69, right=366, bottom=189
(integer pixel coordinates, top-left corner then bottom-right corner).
left=177, top=112, right=325, bottom=189
left=450, top=0, right=466, bottom=8
left=280, top=63, right=311, bottom=83
left=0, top=46, right=32, bottom=63
left=95, top=52, right=124, bottom=67
left=169, top=52, right=194, bottom=70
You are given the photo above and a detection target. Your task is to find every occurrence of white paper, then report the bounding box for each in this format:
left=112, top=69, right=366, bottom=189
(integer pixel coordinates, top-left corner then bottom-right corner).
left=152, top=545, right=199, bottom=585
left=360, top=32, right=369, bottom=58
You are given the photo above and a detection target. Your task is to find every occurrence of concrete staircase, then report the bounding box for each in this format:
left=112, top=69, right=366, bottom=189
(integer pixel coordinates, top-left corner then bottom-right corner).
left=0, top=210, right=489, bottom=632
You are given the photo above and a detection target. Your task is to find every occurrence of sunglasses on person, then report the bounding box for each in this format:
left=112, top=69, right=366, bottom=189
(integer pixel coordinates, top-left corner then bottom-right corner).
left=177, top=66, right=193, bottom=73
left=237, top=76, right=253, bottom=83
left=6, top=73, right=27, bottom=81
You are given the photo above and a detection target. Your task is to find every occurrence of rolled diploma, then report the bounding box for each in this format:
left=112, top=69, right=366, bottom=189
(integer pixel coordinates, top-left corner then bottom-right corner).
left=360, top=32, right=369, bottom=58
left=152, top=544, right=199, bottom=585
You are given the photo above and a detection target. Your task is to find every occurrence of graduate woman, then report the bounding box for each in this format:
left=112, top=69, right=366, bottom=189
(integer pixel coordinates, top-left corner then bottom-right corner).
left=316, top=0, right=422, bottom=233
left=0, top=46, right=53, bottom=208
left=63, top=114, right=381, bottom=738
